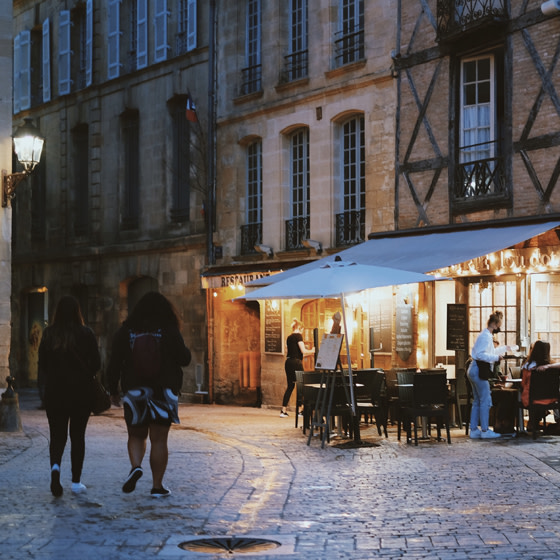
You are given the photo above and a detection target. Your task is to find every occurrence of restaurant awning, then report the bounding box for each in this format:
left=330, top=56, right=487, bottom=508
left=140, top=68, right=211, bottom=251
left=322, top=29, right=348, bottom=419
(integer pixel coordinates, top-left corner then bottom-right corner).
left=247, top=218, right=560, bottom=288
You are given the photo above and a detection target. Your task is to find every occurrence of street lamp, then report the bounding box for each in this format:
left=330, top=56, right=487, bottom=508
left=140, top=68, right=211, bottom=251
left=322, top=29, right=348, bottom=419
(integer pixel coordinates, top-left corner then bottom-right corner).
left=2, top=118, right=45, bottom=207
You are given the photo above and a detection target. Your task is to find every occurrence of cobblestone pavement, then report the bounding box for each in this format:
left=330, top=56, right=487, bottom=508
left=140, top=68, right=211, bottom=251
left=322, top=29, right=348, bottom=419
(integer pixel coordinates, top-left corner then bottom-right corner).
left=1, top=389, right=560, bottom=559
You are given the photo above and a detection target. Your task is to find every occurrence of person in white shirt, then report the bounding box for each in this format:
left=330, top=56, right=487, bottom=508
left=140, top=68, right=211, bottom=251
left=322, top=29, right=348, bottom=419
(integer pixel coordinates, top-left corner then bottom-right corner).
left=468, top=310, right=517, bottom=439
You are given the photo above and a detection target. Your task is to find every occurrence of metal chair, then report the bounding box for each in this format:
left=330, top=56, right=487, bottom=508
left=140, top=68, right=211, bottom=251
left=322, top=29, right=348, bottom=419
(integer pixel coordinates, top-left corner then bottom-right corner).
left=355, top=369, right=388, bottom=437
left=399, top=371, right=451, bottom=446
left=522, top=368, right=560, bottom=439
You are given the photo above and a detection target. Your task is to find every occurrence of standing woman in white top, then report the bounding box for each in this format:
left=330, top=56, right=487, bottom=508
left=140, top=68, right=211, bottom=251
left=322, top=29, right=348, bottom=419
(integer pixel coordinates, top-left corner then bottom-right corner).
left=468, top=310, right=517, bottom=439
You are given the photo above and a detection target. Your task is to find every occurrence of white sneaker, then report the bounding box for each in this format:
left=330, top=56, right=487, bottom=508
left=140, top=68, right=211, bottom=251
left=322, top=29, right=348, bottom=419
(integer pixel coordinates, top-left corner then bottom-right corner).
left=469, top=428, right=482, bottom=439
left=71, top=482, right=87, bottom=493
left=481, top=429, right=501, bottom=439
left=279, top=411, right=289, bottom=418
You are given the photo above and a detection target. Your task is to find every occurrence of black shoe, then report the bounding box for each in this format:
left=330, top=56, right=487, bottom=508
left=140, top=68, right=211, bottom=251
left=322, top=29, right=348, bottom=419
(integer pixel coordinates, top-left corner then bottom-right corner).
left=122, top=466, right=143, bottom=493
left=150, top=487, right=170, bottom=498
left=50, top=469, right=63, bottom=497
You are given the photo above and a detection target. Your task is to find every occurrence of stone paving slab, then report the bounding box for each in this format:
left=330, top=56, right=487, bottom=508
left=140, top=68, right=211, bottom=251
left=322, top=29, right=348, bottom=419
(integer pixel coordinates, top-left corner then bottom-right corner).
left=1, top=390, right=560, bottom=559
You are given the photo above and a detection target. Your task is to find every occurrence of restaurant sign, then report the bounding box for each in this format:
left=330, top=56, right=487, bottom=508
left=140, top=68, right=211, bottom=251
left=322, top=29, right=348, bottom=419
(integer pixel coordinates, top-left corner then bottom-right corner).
left=202, top=271, right=276, bottom=290
left=435, top=248, right=560, bottom=278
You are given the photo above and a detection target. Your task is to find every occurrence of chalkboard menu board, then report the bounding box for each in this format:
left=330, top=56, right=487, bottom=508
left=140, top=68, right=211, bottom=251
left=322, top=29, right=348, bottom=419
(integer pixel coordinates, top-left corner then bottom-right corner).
left=396, top=303, right=413, bottom=361
left=447, top=303, right=467, bottom=351
left=370, top=298, right=392, bottom=351
left=264, top=300, right=283, bottom=354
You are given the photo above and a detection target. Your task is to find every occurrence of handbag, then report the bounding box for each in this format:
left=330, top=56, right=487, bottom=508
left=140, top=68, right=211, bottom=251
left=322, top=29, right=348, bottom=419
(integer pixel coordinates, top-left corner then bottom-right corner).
left=91, top=377, right=111, bottom=414
left=476, top=360, right=493, bottom=381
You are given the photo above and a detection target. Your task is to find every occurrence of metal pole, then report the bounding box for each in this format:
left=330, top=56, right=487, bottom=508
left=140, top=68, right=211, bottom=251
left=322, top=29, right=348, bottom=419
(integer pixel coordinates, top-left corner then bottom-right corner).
left=206, top=0, right=217, bottom=265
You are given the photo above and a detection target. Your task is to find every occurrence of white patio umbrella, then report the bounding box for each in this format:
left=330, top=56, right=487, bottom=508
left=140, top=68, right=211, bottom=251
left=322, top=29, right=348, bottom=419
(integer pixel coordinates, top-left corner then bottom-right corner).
left=237, top=258, right=441, bottom=417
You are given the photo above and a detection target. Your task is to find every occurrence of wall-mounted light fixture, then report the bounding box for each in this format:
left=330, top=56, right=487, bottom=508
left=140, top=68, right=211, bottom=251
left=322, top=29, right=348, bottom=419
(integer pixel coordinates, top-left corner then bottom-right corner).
left=2, top=118, right=45, bottom=207
left=302, top=238, right=322, bottom=254
left=542, top=0, right=560, bottom=15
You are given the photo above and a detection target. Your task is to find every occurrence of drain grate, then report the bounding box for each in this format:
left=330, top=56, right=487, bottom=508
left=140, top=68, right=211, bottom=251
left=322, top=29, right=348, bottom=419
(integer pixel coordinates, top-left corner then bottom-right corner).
left=179, top=537, right=281, bottom=554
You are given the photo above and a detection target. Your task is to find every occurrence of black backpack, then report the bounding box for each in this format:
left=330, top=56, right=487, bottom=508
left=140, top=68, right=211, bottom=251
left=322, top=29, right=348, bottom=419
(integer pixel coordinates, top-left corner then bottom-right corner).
left=129, top=329, right=163, bottom=380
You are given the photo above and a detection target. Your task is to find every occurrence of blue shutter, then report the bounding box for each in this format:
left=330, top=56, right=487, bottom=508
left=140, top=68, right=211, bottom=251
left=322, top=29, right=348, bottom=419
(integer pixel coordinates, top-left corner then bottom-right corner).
left=154, top=0, right=169, bottom=62
left=58, top=10, right=72, bottom=95
left=42, top=19, right=51, bottom=102
left=137, top=0, right=148, bottom=69
left=86, top=0, right=93, bottom=86
left=13, top=34, right=21, bottom=113
left=18, top=31, right=32, bottom=110
left=108, top=0, right=121, bottom=79
left=187, top=0, right=197, bottom=52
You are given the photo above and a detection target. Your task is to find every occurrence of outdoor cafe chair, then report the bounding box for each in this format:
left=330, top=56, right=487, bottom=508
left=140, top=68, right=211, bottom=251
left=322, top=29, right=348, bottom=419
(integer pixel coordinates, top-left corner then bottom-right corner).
left=399, top=371, right=451, bottom=446
left=355, top=369, right=388, bottom=437
left=295, top=371, right=323, bottom=433
left=522, top=368, right=560, bottom=440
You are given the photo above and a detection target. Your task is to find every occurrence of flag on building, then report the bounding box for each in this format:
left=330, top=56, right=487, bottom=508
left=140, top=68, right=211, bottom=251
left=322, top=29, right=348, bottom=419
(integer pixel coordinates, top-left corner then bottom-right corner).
left=186, top=94, right=197, bottom=123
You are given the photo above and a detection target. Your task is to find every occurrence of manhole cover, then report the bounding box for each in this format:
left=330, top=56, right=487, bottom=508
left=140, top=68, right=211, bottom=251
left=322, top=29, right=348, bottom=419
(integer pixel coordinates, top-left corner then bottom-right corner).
left=179, top=537, right=281, bottom=554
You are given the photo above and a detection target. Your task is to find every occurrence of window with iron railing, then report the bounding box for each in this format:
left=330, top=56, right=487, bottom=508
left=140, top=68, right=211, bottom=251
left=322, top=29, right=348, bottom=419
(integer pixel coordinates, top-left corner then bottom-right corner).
left=286, top=129, right=310, bottom=251
left=241, top=223, right=263, bottom=255
left=241, top=140, right=263, bottom=255
left=242, top=0, right=261, bottom=95
left=334, top=0, right=364, bottom=67
left=437, top=0, right=507, bottom=39
left=283, top=0, right=308, bottom=81
left=455, top=54, right=506, bottom=202
left=285, top=217, right=310, bottom=250
left=282, top=50, right=308, bottom=82
left=334, top=26, right=364, bottom=67
left=335, top=210, right=364, bottom=247
left=336, top=115, right=365, bottom=247
left=240, top=64, right=262, bottom=95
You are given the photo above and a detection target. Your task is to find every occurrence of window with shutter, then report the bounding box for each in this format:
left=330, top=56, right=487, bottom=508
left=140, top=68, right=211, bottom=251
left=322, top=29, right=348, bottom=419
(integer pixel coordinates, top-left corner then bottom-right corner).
left=42, top=19, right=51, bottom=102
left=137, top=0, right=148, bottom=69
left=19, top=30, right=32, bottom=110
left=13, top=33, right=21, bottom=113
left=187, top=0, right=196, bottom=52
left=154, top=0, right=169, bottom=62
left=59, top=11, right=72, bottom=95
left=108, top=0, right=121, bottom=79
left=86, top=0, right=93, bottom=86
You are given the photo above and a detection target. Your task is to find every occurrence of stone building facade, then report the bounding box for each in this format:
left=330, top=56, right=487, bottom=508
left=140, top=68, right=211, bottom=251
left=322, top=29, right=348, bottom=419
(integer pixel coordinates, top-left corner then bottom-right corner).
left=204, top=0, right=399, bottom=406
left=11, top=0, right=209, bottom=394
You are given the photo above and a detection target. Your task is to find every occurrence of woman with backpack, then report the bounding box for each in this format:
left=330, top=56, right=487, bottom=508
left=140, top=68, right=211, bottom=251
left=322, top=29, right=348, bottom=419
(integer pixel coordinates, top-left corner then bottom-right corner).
left=38, top=295, right=101, bottom=497
left=107, top=291, right=191, bottom=497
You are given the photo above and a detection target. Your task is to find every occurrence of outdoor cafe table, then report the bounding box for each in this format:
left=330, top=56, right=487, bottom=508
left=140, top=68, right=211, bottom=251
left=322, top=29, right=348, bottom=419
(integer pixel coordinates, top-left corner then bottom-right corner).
left=305, top=377, right=364, bottom=439
left=492, top=378, right=523, bottom=434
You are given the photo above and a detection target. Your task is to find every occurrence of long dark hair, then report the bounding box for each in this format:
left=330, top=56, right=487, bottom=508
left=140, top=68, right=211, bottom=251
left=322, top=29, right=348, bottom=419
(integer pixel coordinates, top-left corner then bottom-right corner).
left=124, top=291, right=180, bottom=331
left=49, top=295, right=85, bottom=350
left=527, top=340, right=551, bottom=367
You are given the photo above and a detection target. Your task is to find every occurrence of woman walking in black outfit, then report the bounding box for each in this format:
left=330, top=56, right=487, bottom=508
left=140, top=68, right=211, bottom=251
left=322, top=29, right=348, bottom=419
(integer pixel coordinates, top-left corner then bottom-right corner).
left=38, top=295, right=101, bottom=497
left=107, top=292, right=191, bottom=498
left=280, top=319, right=315, bottom=418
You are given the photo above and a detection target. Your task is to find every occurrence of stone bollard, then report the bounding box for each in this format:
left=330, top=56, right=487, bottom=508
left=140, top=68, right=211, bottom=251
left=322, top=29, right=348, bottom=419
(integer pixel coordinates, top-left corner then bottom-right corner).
left=0, top=376, right=23, bottom=432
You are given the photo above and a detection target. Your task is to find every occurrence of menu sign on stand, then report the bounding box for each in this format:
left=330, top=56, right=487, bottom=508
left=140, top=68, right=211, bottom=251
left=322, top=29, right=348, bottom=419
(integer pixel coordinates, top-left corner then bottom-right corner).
left=264, top=301, right=283, bottom=354
left=315, top=334, right=344, bottom=370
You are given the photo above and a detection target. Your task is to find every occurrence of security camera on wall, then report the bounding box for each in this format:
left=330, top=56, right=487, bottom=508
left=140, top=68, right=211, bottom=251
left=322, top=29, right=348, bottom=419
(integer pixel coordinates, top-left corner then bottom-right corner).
left=542, top=0, right=560, bottom=15
left=254, top=244, right=273, bottom=258
left=302, top=239, right=323, bottom=254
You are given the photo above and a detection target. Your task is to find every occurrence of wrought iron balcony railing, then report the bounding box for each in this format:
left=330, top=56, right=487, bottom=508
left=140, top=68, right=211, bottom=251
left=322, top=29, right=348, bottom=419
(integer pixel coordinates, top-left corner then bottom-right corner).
left=281, top=50, right=308, bottom=83
left=335, top=210, right=364, bottom=247
left=240, top=222, right=262, bottom=255
left=333, top=26, right=364, bottom=67
left=455, top=155, right=506, bottom=199
left=240, top=64, right=262, bottom=96
left=285, top=217, right=310, bottom=251
left=437, top=0, right=507, bottom=39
